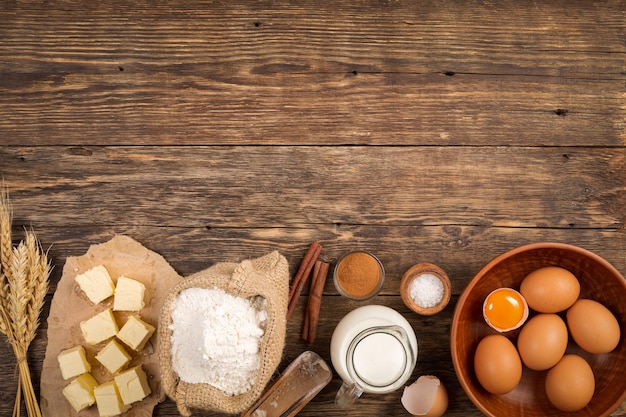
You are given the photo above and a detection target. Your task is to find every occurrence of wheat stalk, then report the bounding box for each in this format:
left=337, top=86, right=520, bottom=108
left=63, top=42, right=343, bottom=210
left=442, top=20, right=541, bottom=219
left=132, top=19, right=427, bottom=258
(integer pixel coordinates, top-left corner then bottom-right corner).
left=0, top=184, right=47, bottom=417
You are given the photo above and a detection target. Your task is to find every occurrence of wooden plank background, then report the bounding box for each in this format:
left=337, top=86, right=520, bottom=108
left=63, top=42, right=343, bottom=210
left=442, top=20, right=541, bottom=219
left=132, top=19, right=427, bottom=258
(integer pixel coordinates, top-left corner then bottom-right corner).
left=0, top=0, right=625, bottom=416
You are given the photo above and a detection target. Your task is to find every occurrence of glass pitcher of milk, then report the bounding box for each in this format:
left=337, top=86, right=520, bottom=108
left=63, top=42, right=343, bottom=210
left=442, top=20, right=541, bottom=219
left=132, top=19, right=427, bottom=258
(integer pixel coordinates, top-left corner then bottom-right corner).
left=330, top=305, right=418, bottom=408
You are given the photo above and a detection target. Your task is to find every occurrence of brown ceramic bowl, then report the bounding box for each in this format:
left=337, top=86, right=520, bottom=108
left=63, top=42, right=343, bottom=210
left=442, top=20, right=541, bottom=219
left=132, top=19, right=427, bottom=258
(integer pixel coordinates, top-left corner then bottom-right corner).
left=451, top=242, right=626, bottom=417
left=400, top=263, right=451, bottom=315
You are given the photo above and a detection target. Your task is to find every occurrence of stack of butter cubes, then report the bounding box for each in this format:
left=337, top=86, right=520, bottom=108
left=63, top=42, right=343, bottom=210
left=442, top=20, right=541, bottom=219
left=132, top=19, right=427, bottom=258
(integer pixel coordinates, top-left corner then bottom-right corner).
left=59, top=265, right=155, bottom=417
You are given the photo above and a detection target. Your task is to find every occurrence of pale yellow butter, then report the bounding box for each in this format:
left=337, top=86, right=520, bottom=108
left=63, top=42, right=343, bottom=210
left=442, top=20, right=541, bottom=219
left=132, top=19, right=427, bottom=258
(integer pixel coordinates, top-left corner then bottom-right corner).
left=62, top=372, right=99, bottom=413
left=113, top=276, right=145, bottom=311
left=80, top=308, right=119, bottom=345
left=94, top=381, right=130, bottom=417
left=117, top=315, right=155, bottom=351
left=75, top=265, right=115, bottom=305
left=95, top=338, right=132, bottom=374
left=58, top=345, right=91, bottom=380
left=114, top=365, right=151, bottom=406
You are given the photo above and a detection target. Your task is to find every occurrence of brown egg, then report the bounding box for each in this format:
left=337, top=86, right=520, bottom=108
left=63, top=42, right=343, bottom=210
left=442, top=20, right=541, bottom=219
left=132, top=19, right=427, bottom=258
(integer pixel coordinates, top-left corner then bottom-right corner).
left=545, top=354, right=595, bottom=412
left=473, top=335, right=522, bottom=395
left=517, top=313, right=568, bottom=371
left=567, top=298, right=621, bottom=354
left=520, top=266, right=580, bottom=313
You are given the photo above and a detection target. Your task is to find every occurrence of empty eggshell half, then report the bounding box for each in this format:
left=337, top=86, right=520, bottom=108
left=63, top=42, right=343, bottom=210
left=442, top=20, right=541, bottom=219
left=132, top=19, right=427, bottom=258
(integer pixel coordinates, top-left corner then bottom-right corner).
left=401, top=375, right=448, bottom=417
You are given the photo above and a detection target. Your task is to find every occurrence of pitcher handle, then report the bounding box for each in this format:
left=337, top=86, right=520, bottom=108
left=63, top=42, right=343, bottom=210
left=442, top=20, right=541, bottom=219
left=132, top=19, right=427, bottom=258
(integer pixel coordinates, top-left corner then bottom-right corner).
left=334, top=381, right=364, bottom=408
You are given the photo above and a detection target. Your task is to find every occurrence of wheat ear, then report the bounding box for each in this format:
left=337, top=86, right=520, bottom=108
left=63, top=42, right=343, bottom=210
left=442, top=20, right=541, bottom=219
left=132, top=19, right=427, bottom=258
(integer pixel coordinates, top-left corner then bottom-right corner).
left=0, top=272, right=8, bottom=336
left=0, top=183, right=12, bottom=277
left=0, top=184, right=12, bottom=336
left=8, top=242, right=29, bottom=347
left=24, top=231, right=49, bottom=346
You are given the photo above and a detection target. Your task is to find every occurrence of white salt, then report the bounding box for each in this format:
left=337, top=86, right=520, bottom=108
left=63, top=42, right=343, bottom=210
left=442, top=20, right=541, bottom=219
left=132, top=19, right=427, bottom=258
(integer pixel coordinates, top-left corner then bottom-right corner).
left=410, top=274, right=444, bottom=308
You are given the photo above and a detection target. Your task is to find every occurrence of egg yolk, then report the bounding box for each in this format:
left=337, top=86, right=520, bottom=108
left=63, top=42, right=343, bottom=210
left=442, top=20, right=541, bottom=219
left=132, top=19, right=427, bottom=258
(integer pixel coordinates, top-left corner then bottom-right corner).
left=483, top=288, right=527, bottom=330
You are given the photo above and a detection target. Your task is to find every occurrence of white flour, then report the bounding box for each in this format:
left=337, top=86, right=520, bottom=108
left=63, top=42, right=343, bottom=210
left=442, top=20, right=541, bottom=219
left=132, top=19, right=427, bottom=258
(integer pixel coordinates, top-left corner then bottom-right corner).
left=169, top=287, right=267, bottom=396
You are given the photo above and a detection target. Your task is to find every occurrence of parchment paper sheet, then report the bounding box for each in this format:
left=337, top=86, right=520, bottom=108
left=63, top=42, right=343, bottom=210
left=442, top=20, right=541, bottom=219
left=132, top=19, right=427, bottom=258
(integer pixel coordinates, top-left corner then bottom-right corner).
left=41, top=235, right=183, bottom=417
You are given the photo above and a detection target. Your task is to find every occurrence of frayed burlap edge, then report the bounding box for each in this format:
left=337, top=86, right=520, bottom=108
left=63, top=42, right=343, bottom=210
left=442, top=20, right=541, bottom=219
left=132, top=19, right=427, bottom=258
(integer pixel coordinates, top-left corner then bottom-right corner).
left=158, top=251, right=289, bottom=416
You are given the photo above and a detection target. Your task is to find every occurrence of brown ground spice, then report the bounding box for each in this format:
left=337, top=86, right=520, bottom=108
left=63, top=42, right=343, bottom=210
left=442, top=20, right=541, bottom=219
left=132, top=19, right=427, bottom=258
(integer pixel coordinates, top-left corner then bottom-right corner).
left=336, top=252, right=382, bottom=298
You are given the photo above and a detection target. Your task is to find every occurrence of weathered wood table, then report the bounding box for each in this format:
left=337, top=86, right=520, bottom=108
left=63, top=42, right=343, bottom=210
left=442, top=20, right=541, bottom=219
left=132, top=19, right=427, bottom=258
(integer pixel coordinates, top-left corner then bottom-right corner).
left=1, top=1, right=625, bottom=416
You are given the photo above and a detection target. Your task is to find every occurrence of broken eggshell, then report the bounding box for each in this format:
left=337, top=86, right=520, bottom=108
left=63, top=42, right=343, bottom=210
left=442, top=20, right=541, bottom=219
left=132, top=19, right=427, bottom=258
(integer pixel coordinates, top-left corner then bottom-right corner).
left=401, top=375, right=448, bottom=417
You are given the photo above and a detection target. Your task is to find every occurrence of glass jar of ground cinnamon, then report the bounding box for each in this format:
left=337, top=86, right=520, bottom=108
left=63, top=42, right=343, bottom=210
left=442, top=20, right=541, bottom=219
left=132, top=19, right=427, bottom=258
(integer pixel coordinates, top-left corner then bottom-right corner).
left=333, top=251, right=385, bottom=301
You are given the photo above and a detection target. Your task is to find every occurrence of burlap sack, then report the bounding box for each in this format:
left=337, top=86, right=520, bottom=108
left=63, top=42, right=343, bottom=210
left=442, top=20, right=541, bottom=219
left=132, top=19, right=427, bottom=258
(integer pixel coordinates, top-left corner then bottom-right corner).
left=158, top=251, right=289, bottom=416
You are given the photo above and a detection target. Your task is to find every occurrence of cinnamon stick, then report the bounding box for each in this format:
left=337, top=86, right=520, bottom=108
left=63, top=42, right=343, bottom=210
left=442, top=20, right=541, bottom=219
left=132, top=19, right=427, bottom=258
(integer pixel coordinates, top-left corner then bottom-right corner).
left=301, top=260, right=322, bottom=341
left=303, top=260, right=329, bottom=343
left=286, top=242, right=322, bottom=320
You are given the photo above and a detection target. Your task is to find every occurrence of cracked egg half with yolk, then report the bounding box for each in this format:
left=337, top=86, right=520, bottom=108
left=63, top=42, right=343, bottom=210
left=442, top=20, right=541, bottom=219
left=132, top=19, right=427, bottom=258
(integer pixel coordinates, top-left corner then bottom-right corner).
left=483, top=288, right=529, bottom=332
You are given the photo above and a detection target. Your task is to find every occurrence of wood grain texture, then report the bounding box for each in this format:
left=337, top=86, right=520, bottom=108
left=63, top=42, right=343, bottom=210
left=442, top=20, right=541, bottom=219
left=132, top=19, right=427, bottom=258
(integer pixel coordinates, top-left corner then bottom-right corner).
left=1, top=0, right=624, bottom=146
left=1, top=146, right=623, bottom=229
left=0, top=0, right=624, bottom=416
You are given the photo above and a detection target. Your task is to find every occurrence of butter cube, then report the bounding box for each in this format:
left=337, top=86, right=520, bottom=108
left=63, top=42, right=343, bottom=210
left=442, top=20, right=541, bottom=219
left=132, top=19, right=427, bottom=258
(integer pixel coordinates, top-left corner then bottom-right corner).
left=94, top=381, right=130, bottom=417
left=58, top=345, right=91, bottom=380
left=95, top=339, right=132, bottom=374
left=75, top=265, right=115, bottom=305
left=114, top=365, right=151, bottom=405
left=62, top=373, right=99, bottom=412
left=113, top=276, right=145, bottom=311
left=80, top=308, right=119, bottom=345
left=117, top=315, right=155, bottom=351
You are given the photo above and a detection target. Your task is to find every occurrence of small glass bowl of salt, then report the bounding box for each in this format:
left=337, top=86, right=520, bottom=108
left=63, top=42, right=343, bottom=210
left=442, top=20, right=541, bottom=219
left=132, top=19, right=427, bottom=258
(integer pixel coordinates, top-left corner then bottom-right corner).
left=400, top=263, right=451, bottom=315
